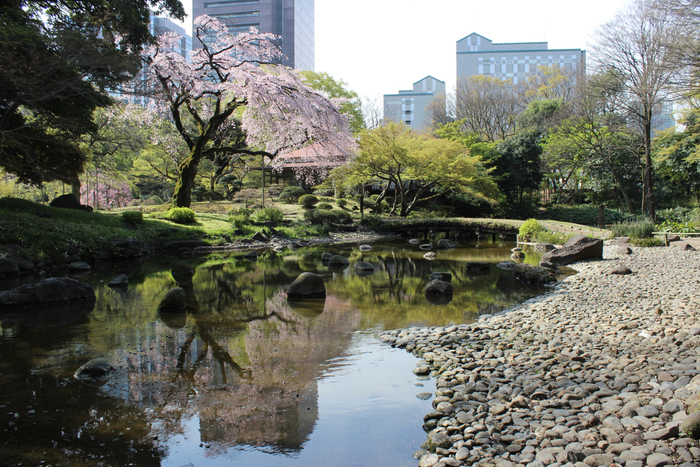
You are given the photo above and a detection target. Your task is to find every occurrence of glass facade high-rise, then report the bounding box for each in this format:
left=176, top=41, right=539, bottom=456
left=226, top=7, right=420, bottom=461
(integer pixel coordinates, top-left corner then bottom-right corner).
left=192, top=0, right=315, bottom=71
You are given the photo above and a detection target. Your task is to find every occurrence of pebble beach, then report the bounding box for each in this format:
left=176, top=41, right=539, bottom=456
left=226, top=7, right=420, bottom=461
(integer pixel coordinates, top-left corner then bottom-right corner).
left=381, top=244, right=700, bottom=467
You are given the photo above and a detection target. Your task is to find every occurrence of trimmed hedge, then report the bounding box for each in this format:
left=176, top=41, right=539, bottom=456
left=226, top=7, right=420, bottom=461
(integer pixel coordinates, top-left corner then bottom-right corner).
left=303, top=209, right=351, bottom=225
left=299, top=194, right=318, bottom=209
left=278, top=186, right=306, bottom=204
left=165, top=207, right=196, bottom=224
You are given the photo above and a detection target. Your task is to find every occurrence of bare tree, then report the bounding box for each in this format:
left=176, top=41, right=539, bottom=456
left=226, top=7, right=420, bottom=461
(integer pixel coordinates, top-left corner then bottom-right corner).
left=361, top=96, right=384, bottom=130
left=591, top=0, right=688, bottom=221
left=425, top=93, right=455, bottom=130
left=654, top=0, right=700, bottom=101
left=454, top=75, right=521, bottom=142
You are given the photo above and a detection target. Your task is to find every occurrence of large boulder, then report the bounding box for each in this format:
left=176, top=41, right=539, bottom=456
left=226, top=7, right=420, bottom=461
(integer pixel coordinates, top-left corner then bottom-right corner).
left=424, top=280, right=454, bottom=295
left=157, top=287, right=187, bottom=312
left=0, top=278, right=95, bottom=308
left=108, top=274, right=129, bottom=288
left=513, top=264, right=557, bottom=285
left=354, top=261, right=374, bottom=271
left=110, top=238, right=145, bottom=259
left=539, top=234, right=603, bottom=267
left=430, top=272, right=452, bottom=282
left=0, top=258, right=20, bottom=278
left=328, top=255, right=350, bottom=267
left=287, top=272, right=326, bottom=299
left=74, top=358, right=115, bottom=380
left=49, top=194, right=84, bottom=211
left=437, top=239, right=456, bottom=249
left=171, top=261, right=194, bottom=283
left=465, top=262, right=490, bottom=272
left=67, top=261, right=91, bottom=272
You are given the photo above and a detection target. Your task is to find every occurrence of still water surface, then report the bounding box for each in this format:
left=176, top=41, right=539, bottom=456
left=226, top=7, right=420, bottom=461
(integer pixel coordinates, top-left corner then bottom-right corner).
left=0, top=239, right=545, bottom=466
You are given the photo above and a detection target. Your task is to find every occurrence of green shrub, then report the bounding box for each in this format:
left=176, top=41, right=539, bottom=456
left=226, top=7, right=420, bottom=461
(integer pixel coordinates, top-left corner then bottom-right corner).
left=630, top=237, right=662, bottom=247
left=303, top=209, right=351, bottom=225
left=519, top=218, right=544, bottom=241
left=610, top=220, right=655, bottom=239
left=229, top=214, right=251, bottom=229
left=278, top=186, right=306, bottom=204
left=121, top=211, right=143, bottom=225
left=165, top=207, right=196, bottom=224
left=148, top=195, right=164, bottom=205
left=254, top=207, right=285, bottom=224
left=299, top=194, right=318, bottom=209
left=317, top=202, right=333, bottom=210
left=533, top=230, right=572, bottom=245
left=656, top=220, right=696, bottom=233
left=337, top=199, right=347, bottom=208
left=359, top=214, right=386, bottom=231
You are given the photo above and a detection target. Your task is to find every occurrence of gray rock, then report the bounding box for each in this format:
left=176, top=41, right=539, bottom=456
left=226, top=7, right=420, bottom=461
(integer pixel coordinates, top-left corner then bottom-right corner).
left=158, top=287, right=187, bottom=312
left=328, top=255, right=350, bottom=267
left=0, top=278, right=95, bottom=308
left=354, top=261, right=374, bottom=271
left=466, top=262, right=491, bottom=272
left=359, top=244, right=372, bottom=251
left=583, top=454, right=615, bottom=466
left=609, top=266, right=633, bottom=275
left=287, top=272, right=326, bottom=299
left=74, top=358, right=115, bottom=379
left=681, top=411, right=700, bottom=439
left=424, top=280, right=453, bottom=295
left=420, top=244, right=433, bottom=251
left=429, top=272, right=452, bottom=282
left=437, top=239, right=456, bottom=249
left=426, top=431, right=453, bottom=450
left=496, top=261, right=517, bottom=270
left=513, top=263, right=557, bottom=284
left=67, top=261, right=91, bottom=272
left=540, top=234, right=603, bottom=267
left=171, top=261, right=194, bottom=283
left=108, top=274, right=129, bottom=288
left=0, top=258, right=19, bottom=277
left=646, top=453, right=673, bottom=467
left=409, top=239, right=421, bottom=245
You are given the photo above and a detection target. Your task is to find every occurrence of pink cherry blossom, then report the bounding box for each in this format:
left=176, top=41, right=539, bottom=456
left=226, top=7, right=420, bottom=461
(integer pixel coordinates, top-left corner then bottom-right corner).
left=135, top=15, right=354, bottom=206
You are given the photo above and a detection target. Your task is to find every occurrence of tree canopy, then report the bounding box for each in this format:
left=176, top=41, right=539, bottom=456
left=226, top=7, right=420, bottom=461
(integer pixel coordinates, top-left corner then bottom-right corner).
left=334, top=123, right=496, bottom=217
left=0, top=0, right=184, bottom=189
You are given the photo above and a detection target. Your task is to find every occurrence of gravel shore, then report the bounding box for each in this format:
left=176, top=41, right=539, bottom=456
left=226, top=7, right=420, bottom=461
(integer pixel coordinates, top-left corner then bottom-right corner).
left=381, top=244, right=700, bottom=467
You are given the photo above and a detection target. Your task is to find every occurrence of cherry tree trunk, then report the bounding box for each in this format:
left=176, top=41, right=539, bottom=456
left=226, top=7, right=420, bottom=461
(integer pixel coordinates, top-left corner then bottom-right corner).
left=173, top=157, right=199, bottom=208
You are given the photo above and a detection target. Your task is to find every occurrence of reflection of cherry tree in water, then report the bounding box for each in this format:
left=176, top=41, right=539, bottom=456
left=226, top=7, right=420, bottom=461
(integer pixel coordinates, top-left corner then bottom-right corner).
left=138, top=270, right=361, bottom=454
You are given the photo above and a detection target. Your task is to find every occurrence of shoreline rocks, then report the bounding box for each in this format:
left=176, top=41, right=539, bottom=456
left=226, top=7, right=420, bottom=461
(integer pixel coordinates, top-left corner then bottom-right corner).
left=381, top=246, right=700, bottom=467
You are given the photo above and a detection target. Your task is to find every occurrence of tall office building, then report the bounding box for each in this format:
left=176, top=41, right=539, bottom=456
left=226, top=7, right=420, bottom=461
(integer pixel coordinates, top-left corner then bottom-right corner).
left=383, top=76, right=446, bottom=131
left=456, top=33, right=585, bottom=85
left=150, top=13, right=192, bottom=59
left=192, top=0, right=314, bottom=71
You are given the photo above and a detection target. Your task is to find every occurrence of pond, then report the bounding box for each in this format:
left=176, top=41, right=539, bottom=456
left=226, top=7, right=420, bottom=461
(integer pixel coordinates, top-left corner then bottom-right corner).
left=0, top=238, right=547, bottom=467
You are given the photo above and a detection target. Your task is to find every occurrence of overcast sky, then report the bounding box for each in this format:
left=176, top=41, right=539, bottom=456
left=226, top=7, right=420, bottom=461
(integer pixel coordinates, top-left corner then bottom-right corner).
left=176, top=0, right=631, bottom=102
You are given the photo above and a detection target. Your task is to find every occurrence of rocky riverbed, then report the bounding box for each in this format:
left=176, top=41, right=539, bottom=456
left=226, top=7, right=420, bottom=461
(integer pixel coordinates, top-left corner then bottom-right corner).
left=381, top=244, right=700, bottom=467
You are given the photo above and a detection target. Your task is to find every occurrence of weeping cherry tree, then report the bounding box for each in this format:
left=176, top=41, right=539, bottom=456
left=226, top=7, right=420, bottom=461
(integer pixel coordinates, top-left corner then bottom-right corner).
left=139, top=15, right=353, bottom=207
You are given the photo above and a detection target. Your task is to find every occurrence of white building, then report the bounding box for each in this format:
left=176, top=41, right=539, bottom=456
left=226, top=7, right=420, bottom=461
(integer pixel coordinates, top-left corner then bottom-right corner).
left=383, top=76, right=446, bottom=131
left=456, top=33, right=585, bottom=85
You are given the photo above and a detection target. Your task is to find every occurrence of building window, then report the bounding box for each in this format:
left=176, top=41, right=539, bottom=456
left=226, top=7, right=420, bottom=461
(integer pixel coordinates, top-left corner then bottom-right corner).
left=205, top=0, right=259, bottom=6
left=211, top=11, right=260, bottom=19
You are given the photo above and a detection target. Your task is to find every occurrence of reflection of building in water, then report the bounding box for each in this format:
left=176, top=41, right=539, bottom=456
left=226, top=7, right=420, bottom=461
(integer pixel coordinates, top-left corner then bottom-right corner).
left=113, top=284, right=359, bottom=454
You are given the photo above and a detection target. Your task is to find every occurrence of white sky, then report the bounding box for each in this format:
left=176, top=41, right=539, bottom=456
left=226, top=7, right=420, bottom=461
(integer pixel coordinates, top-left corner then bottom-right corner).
left=176, top=0, right=630, bottom=102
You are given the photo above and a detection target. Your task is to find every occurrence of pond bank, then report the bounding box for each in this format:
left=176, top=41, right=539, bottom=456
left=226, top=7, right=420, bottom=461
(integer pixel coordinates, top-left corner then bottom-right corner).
left=381, top=245, right=700, bottom=467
